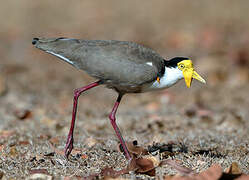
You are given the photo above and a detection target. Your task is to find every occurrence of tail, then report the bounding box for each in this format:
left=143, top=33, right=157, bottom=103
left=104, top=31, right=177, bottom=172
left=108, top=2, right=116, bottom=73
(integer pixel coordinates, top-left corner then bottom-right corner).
left=32, top=37, right=80, bottom=66
left=32, top=37, right=80, bottom=50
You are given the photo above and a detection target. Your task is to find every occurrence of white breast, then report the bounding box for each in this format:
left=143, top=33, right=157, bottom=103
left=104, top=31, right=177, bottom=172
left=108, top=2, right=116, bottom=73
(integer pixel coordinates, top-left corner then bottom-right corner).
left=142, top=67, right=183, bottom=92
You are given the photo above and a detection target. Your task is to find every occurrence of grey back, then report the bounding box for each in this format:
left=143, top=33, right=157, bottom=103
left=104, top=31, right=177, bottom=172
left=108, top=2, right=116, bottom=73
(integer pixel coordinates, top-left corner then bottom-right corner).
left=33, top=38, right=165, bottom=93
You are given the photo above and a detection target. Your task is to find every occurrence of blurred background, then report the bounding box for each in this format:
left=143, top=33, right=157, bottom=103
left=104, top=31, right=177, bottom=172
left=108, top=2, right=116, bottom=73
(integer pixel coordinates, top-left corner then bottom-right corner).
left=0, top=0, right=249, bottom=177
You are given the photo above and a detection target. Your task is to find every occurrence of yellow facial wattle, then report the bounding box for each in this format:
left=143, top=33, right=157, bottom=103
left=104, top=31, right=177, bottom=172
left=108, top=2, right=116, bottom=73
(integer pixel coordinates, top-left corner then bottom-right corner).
left=183, top=68, right=194, bottom=88
left=177, top=60, right=206, bottom=88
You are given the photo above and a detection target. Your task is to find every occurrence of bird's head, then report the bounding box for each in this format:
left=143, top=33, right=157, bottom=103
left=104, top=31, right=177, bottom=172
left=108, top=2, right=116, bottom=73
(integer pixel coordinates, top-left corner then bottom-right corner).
left=177, top=58, right=206, bottom=88
left=165, top=57, right=206, bottom=88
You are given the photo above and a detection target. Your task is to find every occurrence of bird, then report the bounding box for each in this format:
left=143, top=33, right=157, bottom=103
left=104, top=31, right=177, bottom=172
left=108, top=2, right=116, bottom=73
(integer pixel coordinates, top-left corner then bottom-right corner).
left=32, top=37, right=206, bottom=161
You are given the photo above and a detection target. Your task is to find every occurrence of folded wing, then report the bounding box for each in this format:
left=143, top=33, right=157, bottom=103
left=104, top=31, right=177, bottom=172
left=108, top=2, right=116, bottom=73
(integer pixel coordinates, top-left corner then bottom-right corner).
left=33, top=38, right=165, bottom=88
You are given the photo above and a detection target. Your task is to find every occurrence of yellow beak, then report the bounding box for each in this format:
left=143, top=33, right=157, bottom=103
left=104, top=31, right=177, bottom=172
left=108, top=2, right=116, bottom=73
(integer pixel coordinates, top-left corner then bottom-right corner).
left=183, top=68, right=206, bottom=88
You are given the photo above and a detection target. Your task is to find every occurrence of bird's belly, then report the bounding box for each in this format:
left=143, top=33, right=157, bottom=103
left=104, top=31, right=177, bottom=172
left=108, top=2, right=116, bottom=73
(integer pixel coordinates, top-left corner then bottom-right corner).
left=105, top=83, right=143, bottom=93
left=104, top=78, right=179, bottom=93
left=141, top=78, right=179, bottom=92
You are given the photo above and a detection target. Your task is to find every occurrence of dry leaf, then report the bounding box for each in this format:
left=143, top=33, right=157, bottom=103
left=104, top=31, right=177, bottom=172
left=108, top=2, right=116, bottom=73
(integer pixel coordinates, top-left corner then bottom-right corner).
left=125, top=141, right=148, bottom=155
left=225, top=162, right=241, bottom=174
left=236, top=174, right=249, bottom=180
left=118, top=141, right=158, bottom=176
left=134, top=155, right=160, bottom=176
left=19, top=141, right=30, bottom=145
left=14, top=109, right=32, bottom=120
left=135, top=156, right=158, bottom=172
left=164, top=164, right=221, bottom=180
left=195, top=164, right=223, bottom=180
left=163, top=163, right=248, bottom=180
left=119, top=141, right=195, bottom=177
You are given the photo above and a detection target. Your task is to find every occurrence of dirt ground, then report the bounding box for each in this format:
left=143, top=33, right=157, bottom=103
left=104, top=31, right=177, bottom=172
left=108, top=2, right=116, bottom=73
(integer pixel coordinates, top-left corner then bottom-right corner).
left=0, top=1, right=249, bottom=179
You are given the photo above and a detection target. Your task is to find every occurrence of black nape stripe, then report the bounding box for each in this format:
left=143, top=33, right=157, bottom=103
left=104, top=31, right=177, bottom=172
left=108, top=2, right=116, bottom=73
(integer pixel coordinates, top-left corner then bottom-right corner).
left=164, top=57, right=189, bottom=68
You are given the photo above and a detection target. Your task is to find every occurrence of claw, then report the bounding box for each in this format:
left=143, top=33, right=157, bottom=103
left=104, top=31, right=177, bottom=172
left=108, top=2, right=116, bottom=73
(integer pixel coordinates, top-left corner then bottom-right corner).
left=64, top=136, right=74, bottom=159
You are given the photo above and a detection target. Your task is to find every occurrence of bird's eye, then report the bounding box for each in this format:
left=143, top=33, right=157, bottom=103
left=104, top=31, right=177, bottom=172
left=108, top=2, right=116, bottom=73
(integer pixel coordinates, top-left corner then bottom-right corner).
left=179, top=64, right=185, bottom=69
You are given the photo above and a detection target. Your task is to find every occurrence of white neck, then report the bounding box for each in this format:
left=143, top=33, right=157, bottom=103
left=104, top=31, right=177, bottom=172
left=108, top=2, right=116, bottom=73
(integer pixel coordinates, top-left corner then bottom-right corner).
left=142, top=67, right=183, bottom=92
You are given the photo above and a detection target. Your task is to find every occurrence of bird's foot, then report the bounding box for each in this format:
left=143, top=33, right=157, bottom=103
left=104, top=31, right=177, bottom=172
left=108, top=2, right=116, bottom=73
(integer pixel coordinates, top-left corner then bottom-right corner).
left=64, top=135, right=74, bottom=159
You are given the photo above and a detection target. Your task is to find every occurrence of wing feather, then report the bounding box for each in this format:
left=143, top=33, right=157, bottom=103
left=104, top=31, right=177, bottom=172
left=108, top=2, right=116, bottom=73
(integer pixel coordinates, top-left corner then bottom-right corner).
left=34, top=38, right=165, bottom=88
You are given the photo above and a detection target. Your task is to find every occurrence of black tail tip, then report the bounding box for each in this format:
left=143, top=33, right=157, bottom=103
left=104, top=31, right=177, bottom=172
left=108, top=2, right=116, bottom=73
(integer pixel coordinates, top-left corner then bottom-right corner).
left=32, top=38, right=39, bottom=45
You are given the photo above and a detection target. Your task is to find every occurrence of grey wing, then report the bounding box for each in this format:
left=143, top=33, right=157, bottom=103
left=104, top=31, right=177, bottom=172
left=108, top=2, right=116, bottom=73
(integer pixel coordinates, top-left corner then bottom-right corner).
left=33, top=38, right=164, bottom=87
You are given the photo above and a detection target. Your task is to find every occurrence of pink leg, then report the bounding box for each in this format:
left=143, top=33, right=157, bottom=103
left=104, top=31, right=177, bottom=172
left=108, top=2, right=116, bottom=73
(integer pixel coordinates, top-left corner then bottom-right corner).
left=109, top=94, right=132, bottom=160
left=64, top=81, right=101, bottom=158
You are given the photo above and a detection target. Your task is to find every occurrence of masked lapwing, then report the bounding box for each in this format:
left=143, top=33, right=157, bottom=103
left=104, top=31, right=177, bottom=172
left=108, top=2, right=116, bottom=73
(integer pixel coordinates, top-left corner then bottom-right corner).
left=32, top=37, right=206, bottom=161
